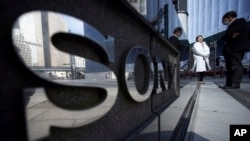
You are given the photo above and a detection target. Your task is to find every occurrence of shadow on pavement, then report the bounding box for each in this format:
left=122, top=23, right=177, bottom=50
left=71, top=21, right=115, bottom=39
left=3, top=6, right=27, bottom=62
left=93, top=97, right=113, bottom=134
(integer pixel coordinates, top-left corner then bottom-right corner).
left=130, top=131, right=210, bottom=141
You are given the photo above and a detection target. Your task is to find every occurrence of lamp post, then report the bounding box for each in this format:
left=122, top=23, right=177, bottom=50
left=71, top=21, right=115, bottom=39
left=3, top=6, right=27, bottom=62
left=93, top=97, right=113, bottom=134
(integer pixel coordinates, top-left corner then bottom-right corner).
left=63, top=55, right=75, bottom=80
left=70, top=55, right=76, bottom=79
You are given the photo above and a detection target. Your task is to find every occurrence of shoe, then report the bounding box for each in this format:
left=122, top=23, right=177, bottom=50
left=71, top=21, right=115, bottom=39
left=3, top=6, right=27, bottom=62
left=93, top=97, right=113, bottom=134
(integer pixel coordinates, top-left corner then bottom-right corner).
left=219, top=85, right=231, bottom=89
left=219, top=85, right=240, bottom=89
left=231, top=84, right=240, bottom=89
left=201, top=81, right=205, bottom=84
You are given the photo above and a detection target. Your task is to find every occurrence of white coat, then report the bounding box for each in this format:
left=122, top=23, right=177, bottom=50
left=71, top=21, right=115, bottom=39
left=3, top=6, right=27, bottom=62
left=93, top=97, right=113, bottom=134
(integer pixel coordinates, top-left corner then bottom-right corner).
left=191, top=42, right=211, bottom=72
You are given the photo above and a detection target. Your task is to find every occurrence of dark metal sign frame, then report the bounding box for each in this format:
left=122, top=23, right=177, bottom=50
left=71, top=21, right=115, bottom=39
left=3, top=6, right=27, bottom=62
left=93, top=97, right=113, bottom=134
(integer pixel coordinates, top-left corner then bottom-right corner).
left=0, top=0, right=179, bottom=140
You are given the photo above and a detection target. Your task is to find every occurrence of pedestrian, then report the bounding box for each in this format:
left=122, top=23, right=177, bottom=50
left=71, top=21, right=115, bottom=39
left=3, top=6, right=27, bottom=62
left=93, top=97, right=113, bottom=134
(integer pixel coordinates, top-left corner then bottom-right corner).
left=191, top=35, right=211, bottom=84
left=168, top=27, right=184, bottom=78
left=168, top=27, right=183, bottom=51
left=219, top=11, right=249, bottom=89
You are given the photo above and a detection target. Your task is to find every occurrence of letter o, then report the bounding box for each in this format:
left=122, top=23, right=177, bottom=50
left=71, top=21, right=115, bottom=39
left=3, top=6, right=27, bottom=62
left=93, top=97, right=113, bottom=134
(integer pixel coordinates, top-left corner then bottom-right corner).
left=123, top=46, right=154, bottom=102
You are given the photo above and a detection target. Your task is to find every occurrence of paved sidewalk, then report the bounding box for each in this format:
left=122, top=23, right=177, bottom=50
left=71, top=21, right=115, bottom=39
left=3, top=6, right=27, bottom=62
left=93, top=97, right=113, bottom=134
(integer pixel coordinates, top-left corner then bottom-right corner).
left=134, top=77, right=250, bottom=141
left=186, top=81, right=250, bottom=141
left=24, top=77, right=250, bottom=141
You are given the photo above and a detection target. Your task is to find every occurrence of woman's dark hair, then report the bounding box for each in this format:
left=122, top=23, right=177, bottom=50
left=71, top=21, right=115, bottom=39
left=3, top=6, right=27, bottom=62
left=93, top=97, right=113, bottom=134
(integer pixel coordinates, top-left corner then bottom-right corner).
left=222, top=11, right=237, bottom=24
left=196, top=35, right=203, bottom=41
left=173, top=27, right=182, bottom=34
left=222, top=11, right=237, bottom=19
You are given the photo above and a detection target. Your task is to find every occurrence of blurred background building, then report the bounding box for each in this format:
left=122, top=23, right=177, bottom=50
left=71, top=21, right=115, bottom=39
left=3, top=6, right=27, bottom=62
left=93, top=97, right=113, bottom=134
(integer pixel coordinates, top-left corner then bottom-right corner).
left=128, top=0, right=250, bottom=75
left=13, top=11, right=85, bottom=79
left=12, top=1, right=250, bottom=79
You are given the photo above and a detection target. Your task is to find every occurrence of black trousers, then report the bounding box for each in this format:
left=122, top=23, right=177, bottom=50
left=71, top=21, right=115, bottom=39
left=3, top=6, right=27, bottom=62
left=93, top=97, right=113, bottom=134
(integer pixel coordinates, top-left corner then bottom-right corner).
left=223, top=50, right=245, bottom=86
left=197, top=72, right=205, bottom=82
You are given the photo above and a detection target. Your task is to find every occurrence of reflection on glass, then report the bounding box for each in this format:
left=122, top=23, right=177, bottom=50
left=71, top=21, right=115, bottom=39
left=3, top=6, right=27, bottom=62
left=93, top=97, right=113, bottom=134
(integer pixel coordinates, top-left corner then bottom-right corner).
left=126, top=0, right=168, bottom=36
left=12, top=11, right=115, bottom=81
left=24, top=83, right=118, bottom=140
left=167, top=62, right=176, bottom=89
left=156, top=57, right=169, bottom=92
left=127, top=0, right=147, bottom=16
left=12, top=11, right=117, bottom=141
left=125, top=47, right=154, bottom=102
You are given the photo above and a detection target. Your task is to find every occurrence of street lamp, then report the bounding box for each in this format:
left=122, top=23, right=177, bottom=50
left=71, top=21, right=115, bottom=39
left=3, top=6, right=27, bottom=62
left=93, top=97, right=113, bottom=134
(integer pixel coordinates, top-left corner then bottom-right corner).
left=63, top=56, right=75, bottom=80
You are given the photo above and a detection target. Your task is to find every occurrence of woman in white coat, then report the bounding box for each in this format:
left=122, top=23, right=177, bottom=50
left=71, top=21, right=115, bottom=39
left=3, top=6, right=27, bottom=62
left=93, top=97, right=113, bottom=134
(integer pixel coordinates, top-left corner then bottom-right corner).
left=191, top=35, right=211, bottom=83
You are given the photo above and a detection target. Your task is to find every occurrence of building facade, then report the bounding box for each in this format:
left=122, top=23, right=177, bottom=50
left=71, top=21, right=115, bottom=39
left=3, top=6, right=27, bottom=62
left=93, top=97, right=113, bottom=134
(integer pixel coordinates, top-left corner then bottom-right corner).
left=187, top=0, right=250, bottom=71
left=129, top=0, right=250, bottom=71
left=188, top=0, right=250, bottom=43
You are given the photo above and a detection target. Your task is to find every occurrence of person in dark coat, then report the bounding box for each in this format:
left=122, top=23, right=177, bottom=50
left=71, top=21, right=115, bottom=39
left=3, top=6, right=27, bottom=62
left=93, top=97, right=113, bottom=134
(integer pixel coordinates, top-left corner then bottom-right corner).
left=219, top=11, right=249, bottom=89
left=168, top=27, right=183, bottom=82
left=168, top=27, right=183, bottom=51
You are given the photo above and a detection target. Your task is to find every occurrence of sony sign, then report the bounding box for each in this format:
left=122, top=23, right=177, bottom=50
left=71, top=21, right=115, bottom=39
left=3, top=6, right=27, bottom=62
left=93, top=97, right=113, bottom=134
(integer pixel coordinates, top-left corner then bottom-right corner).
left=12, top=11, right=177, bottom=140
